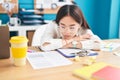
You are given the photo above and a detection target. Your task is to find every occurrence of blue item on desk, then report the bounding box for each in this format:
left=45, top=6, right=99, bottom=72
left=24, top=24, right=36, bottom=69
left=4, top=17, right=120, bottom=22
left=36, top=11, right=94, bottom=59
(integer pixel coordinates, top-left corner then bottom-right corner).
left=56, top=49, right=98, bottom=58
left=57, top=49, right=75, bottom=58
left=87, top=52, right=98, bottom=56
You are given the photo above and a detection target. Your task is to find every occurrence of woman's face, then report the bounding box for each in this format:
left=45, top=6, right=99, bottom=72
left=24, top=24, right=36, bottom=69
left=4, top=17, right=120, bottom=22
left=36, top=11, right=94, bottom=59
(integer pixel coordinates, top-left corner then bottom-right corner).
left=59, top=16, right=80, bottom=40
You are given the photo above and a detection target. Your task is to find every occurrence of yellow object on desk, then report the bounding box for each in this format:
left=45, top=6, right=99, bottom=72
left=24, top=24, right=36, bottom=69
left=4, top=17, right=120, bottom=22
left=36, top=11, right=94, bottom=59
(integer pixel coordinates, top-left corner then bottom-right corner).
left=9, top=36, right=28, bottom=66
left=74, top=50, right=98, bottom=65
left=73, top=62, right=108, bottom=80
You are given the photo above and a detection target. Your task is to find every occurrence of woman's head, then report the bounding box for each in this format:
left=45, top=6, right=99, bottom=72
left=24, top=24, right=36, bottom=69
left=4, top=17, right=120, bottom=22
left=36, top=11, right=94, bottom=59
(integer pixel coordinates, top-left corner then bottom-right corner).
left=55, top=5, right=90, bottom=29
left=55, top=5, right=90, bottom=39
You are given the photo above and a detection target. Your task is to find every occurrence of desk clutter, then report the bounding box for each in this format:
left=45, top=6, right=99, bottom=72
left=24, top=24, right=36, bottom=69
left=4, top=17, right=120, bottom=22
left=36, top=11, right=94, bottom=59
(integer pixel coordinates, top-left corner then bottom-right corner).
left=1, top=39, right=120, bottom=80
left=26, top=48, right=99, bottom=69
left=57, top=49, right=98, bottom=65
left=18, top=9, right=47, bottom=25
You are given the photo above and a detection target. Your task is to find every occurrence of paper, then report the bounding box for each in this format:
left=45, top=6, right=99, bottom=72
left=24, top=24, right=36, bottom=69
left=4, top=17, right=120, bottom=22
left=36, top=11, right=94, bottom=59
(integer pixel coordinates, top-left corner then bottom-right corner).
left=0, top=0, right=4, bottom=4
left=2, top=2, right=15, bottom=11
left=36, top=0, right=52, bottom=8
left=101, top=42, right=120, bottom=51
left=27, top=51, right=72, bottom=69
left=113, top=50, right=120, bottom=56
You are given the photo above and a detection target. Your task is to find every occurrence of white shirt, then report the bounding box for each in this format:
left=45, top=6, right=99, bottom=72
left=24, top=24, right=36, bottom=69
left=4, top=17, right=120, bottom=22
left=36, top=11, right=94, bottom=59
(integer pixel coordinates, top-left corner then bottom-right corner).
left=39, top=21, right=102, bottom=51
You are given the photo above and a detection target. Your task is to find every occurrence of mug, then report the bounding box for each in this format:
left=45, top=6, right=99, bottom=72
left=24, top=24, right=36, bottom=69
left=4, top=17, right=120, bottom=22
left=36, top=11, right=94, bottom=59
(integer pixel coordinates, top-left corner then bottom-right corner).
left=9, top=17, right=21, bottom=26
left=9, top=36, right=28, bottom=66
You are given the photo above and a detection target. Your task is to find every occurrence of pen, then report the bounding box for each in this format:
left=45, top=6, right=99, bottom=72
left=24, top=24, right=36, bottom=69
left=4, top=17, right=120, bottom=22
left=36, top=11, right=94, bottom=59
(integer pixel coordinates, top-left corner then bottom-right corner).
left=27, top=50, right=35, bottom=53
left=87, top=52, right=98, bottom=56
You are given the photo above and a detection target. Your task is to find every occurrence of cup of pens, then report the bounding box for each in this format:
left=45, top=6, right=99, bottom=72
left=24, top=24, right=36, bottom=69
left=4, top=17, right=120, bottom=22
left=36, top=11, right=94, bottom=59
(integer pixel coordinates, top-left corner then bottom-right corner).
left=10, top=36, right=28, bottom=66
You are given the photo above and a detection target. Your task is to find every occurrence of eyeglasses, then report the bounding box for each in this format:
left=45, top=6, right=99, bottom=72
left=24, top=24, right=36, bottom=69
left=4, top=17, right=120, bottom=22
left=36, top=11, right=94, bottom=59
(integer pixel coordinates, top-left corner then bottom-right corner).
left=59, top=25, right=78, bottom=32
left=59, top=26, right=76, bottom=32
left=75, top=49, right=98, bottom=57
left=76, top=49, right=88, bottom=57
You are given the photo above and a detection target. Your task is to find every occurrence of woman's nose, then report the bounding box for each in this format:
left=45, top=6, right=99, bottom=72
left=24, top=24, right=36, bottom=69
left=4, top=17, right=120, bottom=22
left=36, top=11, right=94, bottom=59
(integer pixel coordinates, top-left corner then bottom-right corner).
left=65, top=28, right=71, bottom=32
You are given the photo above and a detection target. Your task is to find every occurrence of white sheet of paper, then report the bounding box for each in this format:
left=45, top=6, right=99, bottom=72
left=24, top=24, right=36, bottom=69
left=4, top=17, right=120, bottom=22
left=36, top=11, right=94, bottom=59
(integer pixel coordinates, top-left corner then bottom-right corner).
left=0, top=0, right=4, bottom=3
left=27, top=51, right=72, bottom=69
left=57, top=48, right=82, bottom=56
left=36, top=0, right=52, bottom=8
left=101, top=42, right=120, bottom=51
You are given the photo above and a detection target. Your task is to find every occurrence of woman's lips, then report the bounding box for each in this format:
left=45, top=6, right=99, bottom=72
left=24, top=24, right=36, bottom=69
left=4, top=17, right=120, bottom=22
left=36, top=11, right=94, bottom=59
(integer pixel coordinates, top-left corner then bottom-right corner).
left=64, top=35, right=71, bottom=38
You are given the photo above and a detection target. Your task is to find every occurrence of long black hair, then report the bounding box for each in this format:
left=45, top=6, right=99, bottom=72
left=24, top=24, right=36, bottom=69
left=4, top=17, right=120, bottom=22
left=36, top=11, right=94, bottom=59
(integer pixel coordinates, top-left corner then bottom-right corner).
left=55, top=5, right=90, bottom=29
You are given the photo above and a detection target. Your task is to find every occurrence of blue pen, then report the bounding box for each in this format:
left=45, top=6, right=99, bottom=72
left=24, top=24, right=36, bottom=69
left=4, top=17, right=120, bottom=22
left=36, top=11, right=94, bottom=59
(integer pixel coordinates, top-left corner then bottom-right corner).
left=87, top=52, right=98, bottom=56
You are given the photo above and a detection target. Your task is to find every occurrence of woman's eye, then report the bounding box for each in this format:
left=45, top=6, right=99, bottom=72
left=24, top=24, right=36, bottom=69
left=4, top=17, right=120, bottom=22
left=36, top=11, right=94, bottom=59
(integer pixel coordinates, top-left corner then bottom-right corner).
left=70, top=27, right=75, bottom=30
left=61, top=26, right=65, bottom=29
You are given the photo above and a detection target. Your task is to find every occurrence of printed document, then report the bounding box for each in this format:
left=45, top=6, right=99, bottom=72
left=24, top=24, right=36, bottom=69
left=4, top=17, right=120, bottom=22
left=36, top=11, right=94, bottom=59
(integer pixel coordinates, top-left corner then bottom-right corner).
left=27, top=51, right=72, bottom=69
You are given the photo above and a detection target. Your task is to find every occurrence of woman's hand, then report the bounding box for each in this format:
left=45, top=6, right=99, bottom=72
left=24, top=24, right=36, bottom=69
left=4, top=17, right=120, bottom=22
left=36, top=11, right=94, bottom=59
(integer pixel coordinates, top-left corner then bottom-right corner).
left=62, top=41, right=82, bottom=49
left=62, top=34, right=92, bottom=48
left=73, top=34, right=92, bottom=42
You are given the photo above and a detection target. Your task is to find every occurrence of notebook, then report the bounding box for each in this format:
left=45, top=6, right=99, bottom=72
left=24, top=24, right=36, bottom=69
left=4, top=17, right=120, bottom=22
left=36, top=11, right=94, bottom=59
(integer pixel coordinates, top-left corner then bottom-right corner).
left=73, top=62, right=108, bottom=80
left=27, top=51, right=72, bottom=69
left=0, top=25, right=10, bottom=59
left=92, top=66, right=120, bottom=80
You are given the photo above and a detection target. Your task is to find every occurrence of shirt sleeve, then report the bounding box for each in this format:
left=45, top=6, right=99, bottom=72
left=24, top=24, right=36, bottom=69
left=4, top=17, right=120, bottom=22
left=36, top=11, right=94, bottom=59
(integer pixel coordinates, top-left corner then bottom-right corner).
left=80, top=29, right=102, bottom=50
left=40, top=39, right=63, bottom=51
left=40, top=21, right=63, bottom=51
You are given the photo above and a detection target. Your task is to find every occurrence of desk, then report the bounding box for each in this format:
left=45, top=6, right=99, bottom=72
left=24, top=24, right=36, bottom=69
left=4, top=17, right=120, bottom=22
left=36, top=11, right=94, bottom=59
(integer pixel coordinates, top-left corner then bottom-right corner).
left=9, top=20, right=51, bottom=36
left=0, top=39, right=120, bottom=80
left=9, top=25, right=40, bottom=36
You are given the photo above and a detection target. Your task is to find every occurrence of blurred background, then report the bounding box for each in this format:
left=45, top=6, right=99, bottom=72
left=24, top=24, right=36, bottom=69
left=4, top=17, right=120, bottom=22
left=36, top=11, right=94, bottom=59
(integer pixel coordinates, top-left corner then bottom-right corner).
left=0, top=0, right=120, bottom=39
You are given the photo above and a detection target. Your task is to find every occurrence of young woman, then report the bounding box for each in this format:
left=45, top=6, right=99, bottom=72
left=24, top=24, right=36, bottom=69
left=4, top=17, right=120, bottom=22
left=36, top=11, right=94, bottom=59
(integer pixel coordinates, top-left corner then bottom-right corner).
left=39, top=5, right=102, bottom=51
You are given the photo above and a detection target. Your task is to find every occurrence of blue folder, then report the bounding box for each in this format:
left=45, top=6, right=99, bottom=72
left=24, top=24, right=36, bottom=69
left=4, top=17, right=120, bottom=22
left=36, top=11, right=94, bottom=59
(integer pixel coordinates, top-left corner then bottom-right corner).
left=56, top=49, right=98, bottom=58
left=56, top=49, right=81, bottom=58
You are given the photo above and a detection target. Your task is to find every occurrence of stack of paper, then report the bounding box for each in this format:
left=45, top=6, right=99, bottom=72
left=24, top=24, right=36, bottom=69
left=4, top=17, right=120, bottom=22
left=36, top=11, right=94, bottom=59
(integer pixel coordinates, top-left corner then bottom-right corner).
left=27, top=51, right=72, bottom=69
